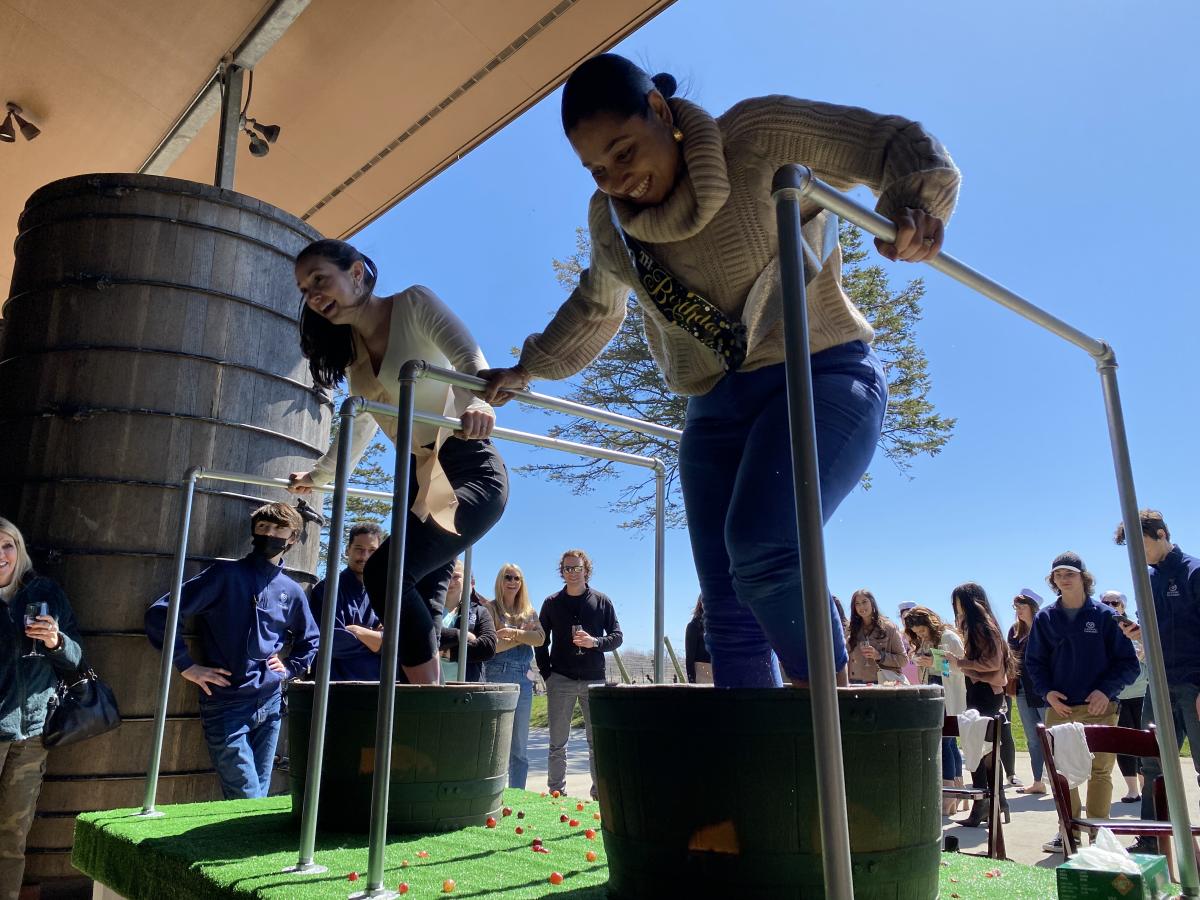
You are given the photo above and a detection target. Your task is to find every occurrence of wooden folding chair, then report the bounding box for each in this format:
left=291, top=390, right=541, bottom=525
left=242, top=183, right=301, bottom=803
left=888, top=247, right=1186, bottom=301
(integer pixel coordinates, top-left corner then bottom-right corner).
left=1038, top=722, right=1200, bottom=879
left=943, top=713, right=1006, bottom=859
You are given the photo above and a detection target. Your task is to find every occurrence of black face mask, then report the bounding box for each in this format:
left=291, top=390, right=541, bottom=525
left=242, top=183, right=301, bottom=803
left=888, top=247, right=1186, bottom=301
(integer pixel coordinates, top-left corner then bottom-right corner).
left=251, top=533, right=291, bottom=558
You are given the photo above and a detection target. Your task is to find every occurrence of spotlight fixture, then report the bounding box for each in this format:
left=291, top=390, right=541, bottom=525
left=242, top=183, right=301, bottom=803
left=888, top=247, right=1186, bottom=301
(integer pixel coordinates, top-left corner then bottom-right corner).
left=247, top=117, right=280, bottom=144
left=240, top=116, right=279, bottom=158
left=2, top=103, right=41, bottom=142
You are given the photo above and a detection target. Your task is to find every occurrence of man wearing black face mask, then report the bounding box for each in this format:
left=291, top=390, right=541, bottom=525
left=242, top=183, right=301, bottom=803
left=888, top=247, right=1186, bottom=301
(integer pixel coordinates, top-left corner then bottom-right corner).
left=145, top=502, right=319, bottom=799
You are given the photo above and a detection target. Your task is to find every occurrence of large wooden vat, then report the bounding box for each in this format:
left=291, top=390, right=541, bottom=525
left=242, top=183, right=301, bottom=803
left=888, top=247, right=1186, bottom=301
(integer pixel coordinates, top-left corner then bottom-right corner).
left=0, top=173, right=329, bottom=879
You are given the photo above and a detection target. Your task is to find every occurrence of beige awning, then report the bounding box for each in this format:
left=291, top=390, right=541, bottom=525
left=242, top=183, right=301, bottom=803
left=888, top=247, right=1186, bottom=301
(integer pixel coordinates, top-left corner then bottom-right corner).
left=0, top=0, right=675, bottom=300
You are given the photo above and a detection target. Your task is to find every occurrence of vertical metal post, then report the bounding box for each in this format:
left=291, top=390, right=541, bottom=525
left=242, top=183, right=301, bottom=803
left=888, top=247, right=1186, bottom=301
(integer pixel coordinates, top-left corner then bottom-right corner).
left=285, top=399, right=362, bottom=874
left=773, top=166, right=854, bottom=900
left=1098, top=362, right=1199, bottom=896
left=355, top=366, right=422, bottom=900
left=663, top=636, right=686, bottom=683
left=653, top=464, right=666, bottom=684
left=456, top=546, right=472, bottom=682
left=214, top=62, right=243, bottom=189
left=135, top=467, right=201, bottom=817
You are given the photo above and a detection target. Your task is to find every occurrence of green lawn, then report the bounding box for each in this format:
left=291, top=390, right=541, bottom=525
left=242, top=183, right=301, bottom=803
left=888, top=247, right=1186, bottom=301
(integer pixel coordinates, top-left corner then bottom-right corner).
left=529, top=694, right=584, bottom=729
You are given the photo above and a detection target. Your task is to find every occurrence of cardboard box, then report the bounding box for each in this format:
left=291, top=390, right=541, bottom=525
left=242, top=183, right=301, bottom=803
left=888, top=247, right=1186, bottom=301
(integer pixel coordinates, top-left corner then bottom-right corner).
left=1056, top=853, right=1171, bottom=899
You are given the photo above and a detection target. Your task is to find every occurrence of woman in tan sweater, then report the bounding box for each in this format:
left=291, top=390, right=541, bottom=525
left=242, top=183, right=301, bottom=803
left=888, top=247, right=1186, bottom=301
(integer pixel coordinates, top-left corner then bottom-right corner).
left=482, top=53, right=959, bottom=689
left=845, top=589, right=906, bottom=684
left=949, top=582, right=1013, bottom=825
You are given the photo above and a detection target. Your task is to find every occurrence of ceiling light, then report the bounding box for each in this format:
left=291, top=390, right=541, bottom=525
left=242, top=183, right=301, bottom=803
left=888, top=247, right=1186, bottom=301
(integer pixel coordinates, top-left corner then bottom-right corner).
left=4, top=103, right=40, bottom=141
left=247, top=117, right=280, bottom=144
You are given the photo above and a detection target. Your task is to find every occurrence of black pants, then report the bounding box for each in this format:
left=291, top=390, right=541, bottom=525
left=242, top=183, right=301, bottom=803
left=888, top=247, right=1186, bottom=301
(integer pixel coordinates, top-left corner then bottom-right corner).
left=966, top=679, right=1007, bottom=801
left=1116, top=696, right=1144, bottom=778
left=363, top=437, right=508, bottom=668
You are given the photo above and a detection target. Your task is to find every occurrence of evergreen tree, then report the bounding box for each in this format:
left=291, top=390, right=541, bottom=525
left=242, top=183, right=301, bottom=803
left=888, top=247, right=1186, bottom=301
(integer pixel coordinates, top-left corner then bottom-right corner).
left=518, top=222, right=955, bottom=529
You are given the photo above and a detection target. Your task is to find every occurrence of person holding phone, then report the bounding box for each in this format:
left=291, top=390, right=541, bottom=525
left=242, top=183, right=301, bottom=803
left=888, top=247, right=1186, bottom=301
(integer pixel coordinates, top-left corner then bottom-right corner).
left=535, top=549, right=622, bottom=799
left=846, top=589, right=905, bottom=684
left=0, top=518, right=83, bottom=898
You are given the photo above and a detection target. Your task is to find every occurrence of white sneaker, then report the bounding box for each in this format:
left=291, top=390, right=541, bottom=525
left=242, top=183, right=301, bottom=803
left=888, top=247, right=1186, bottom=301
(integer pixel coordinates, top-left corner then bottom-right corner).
left=1042, top=833, right=1064, bottom=853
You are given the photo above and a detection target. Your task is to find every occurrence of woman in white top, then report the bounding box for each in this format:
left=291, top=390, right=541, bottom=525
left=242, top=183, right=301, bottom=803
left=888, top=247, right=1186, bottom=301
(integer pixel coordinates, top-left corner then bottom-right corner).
left=904, top=606, right=967, bottom=813
left=288, top=239, right=508, bottom=684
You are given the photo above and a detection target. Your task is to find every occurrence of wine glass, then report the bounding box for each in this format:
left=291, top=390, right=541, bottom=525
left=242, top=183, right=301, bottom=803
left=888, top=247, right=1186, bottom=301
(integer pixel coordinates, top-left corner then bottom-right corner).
left=571, top=624, right=586, bottom=656
left=23, top=601, right=48, bottom=657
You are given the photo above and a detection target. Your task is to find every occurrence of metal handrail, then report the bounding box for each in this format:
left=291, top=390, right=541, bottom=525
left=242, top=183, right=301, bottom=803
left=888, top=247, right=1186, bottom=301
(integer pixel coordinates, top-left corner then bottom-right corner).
left=773, top=164, right=1197, bottom=898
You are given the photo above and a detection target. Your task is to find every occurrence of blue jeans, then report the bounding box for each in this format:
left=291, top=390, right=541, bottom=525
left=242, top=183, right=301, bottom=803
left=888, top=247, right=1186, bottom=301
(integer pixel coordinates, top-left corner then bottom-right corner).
left=1138, top=681, right=1200, bottom=822
left=200, top=690, right=283, bottom=799
left=679, top=345, right=888, bottom=686
left=483, top=649, right=535, bottom=789
left=1014, top=691, right=1046, bottom=782
left=942, top=737, right=963, bottom=779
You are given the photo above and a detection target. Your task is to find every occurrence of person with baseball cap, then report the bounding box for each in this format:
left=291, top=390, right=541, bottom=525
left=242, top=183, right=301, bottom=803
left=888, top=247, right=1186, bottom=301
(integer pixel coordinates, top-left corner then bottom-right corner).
left=1008, top=588, right=1048, bottom=794
left=1024, top=551, right=1139, bottom=853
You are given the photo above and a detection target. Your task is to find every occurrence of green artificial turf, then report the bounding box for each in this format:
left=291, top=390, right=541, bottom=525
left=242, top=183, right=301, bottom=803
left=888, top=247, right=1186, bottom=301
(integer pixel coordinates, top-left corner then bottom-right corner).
left=74, top=790, right=1058, bottom=899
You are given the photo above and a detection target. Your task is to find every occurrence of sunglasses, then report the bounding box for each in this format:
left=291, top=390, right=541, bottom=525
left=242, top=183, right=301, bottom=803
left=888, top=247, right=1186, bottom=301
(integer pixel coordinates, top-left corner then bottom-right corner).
left=1101, top=600, right=1123, bottom=610
left=503, top=574, right=522, bottom=581
left=562, top=565, right=585, bottom=574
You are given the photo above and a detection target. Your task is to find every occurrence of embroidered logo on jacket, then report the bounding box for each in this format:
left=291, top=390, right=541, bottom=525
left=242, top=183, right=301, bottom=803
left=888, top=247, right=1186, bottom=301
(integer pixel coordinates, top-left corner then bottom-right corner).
left=1084, top=621, right=1098, bottom=634
left=1166, top=580, right=1180, bottom=598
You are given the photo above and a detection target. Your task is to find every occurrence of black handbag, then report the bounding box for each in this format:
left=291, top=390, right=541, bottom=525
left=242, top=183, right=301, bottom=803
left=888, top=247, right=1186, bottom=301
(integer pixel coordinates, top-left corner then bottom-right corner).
left=42, top=665, right=122, bottom=748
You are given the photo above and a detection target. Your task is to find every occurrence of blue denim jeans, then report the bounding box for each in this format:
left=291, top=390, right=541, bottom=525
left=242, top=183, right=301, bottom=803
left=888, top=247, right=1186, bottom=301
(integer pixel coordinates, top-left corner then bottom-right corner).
left=200, top=690, right=283, bottom=799
left=941, top=737, right=963, bottom=779
left=483, top=647, right=535, bottom=789
left=1138, top=681, right=1200, bottom=821
left=679, top=345, right=888, bottom=686
left=1014, top=691, right=1046, bottom=782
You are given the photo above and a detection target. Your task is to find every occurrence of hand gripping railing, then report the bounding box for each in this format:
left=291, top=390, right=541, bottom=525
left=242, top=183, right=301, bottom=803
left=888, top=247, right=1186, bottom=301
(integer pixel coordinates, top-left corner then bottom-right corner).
left=773, top=164, right=1198, bottom=898
left=322, top=367, right=674, bottom=897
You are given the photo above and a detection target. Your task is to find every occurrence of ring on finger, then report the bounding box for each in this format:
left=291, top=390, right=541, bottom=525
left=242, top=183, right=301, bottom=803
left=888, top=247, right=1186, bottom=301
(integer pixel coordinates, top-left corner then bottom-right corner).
left=922, top=236, right=935, bottom=247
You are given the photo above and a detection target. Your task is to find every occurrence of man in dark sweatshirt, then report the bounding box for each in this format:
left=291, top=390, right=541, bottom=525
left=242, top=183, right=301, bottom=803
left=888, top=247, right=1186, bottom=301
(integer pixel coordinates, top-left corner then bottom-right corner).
left=145, top=502, right=319, bottom=799
left=536, top=548, right=622, bottom=800
left=1025, top=550, right=1138, bottom=852
left=309, top=522, right=385, bottom=681
left=1114, top=509, right=1200, bottom=847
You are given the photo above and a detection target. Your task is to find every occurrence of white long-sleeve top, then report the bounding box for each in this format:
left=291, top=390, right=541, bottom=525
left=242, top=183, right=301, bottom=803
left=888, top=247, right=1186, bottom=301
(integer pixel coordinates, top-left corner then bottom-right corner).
left=309, top=285, right=492, bottom=531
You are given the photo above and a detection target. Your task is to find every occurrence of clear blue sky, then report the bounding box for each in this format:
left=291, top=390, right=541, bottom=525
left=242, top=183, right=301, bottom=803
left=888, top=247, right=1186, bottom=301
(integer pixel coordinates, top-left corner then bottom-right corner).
left=349, top=0, right=1200, bottom=653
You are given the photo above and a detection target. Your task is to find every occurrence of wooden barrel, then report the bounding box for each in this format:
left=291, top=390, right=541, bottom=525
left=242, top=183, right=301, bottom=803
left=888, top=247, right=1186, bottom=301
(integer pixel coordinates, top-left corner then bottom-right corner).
left=589, top=684, right=944, bottom=899
left=288, top=681, right=518, bottom=833
left=0, top=173, right=329, bottom=880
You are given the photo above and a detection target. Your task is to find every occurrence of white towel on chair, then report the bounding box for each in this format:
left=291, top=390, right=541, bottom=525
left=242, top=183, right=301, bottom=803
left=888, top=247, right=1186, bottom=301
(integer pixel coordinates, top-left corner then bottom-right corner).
left=957, top=709, right=993, bottom=771
left=1049, top=722, right=1093, bottom=789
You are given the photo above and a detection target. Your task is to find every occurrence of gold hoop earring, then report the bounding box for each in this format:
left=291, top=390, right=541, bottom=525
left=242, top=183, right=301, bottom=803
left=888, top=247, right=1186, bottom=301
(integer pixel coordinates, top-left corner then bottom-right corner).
left=672, top=127, right=684, bottom=143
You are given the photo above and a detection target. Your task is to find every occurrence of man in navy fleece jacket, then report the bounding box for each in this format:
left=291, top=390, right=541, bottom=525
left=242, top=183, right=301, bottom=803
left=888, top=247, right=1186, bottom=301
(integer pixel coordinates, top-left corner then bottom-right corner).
left=1025, top=550, right=1137, bottom=836
left=145, top=502, right=319, bottom=799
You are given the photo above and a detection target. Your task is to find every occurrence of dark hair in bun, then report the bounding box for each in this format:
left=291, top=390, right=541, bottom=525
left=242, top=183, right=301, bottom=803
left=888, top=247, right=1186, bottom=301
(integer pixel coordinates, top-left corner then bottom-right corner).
left=561, top=53, right=677, bottom=134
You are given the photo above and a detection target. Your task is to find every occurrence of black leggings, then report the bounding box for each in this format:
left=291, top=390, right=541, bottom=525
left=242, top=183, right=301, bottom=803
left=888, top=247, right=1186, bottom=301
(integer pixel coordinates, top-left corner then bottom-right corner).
left=1116, top=696, right=1144, bottom=778
left=966, top=679, right=1007, bottom=799
left=363, top=437, right=508, bottom=668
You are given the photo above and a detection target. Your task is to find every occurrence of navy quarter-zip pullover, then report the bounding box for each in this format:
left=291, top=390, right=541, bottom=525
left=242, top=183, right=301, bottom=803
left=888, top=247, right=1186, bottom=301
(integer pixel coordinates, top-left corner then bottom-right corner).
left=145, top=554, right=319, bottom=705
left=1025, top=596, right=1138, bottom=705
left=309, top=567, right=381, bottom=681
left=1144, top=544, right=1200, bottom=688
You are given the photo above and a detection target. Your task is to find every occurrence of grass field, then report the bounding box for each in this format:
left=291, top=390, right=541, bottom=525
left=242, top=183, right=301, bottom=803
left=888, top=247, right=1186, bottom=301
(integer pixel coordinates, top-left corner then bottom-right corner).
left=74, top=791, right=1059, bottom=899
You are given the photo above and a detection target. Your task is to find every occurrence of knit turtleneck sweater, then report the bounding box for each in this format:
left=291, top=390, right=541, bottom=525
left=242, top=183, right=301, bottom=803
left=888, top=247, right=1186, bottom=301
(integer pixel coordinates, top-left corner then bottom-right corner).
left=518, top=95, right=960, bottom=396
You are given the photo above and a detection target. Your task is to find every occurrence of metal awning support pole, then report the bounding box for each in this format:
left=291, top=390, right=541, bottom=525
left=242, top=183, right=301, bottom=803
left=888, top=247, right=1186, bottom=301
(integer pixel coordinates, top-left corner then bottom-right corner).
left=784, top=164, right=1197, bottom=897
left=653, top=463, right=667, bottom=683
left=354, top=368, right=422, bottom=900
left=772, top=167, right=855, bottom=900
left=213, top=62, right=243, bottom=189
left=663, top=636, right=685, bottom=683
left=135, top=466, right=201, bottom=818
left=285, top=397, right=365, bottom=874
left=456, top=546, right=472, bottom=682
